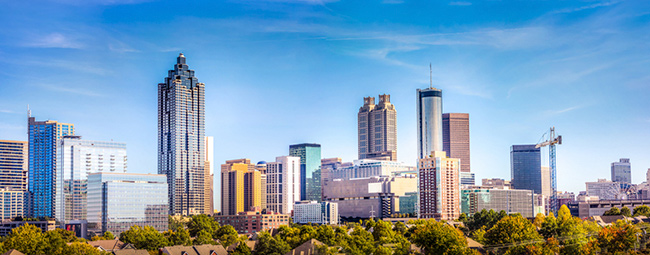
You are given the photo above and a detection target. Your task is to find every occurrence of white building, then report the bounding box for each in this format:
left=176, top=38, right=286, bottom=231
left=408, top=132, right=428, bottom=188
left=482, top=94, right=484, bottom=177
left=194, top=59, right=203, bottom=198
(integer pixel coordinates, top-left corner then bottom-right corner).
left=586, top=179, right=622, bottom=200
left=293, top=201, right=338, bottom=225
left=55, top=136, right=127, bottom=223
left=266, top=156, right=300, bottom=214
left=325, top=159, right=415, bottom=180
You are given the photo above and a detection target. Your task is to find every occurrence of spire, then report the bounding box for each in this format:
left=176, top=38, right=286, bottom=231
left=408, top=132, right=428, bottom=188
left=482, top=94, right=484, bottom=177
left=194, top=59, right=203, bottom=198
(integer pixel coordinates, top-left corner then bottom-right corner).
left=429, top=63, right=432, bottom=89
left=177, top=53, right=186, bottom=64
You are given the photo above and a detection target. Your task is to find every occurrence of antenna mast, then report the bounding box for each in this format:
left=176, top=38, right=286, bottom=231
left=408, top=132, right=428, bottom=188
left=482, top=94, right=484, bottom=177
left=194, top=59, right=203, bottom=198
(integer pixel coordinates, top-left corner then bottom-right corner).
left=429, top=63, right=432, bottom=89
left=27, top=104, right=31, bottom=118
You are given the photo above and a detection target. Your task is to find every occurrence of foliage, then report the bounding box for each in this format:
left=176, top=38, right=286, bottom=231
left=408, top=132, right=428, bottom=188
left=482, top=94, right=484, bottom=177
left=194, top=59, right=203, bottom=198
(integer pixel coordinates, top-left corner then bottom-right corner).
left=164, top=227, right=192, bottom=246
left=621, top=206, right=632, bottom=217
left=603, top=207, right=621, bottom=216
left=215, top=224, right=239, bottom=247
left=409, top=219, right=470, bottom=255
left=315, top=244, right=339, bottom=255
left=187, top=214, right=219, bottom=237
left=91, top=231, right=115, bottom=241
left=119, top=225, right=170, bottom=251
left=253, top=231, right=291, bottom=255
left=344, top=226, right=375, bottom=255
left=484, top=215, right=542, bottom=254
left=634, top=205, right=650, bottom=217
left=393, top=221, right=408, bottom=235
left=62, top=242, right=108, bottom=255
left=2, top=223, right=47, bottom=255
left=372, top=220, right=396, bottom=245
left=193, top=229, right=216, bottom=245
left=465, top=209, right=508, bottom=232
left=231, top=241, right=252, bottom=255
left=596, top=220, right=640, bottom=254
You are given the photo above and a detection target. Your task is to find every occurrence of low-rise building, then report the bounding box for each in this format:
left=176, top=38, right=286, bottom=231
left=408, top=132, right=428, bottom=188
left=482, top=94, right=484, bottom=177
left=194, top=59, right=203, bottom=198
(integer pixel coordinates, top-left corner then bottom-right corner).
left=0, top=220, right=56, bottom=236
left=461, top=188, right=536, bottom=218
left=214, top=208, right=289, bottom=234
left=586, top=179, right=623, bottom=200
left=323, top=159, right=415, bottom=180
left=481, top=178, right=511, bottom=189
left=567, top=199, right=650, bottom=218
left=293, top=201, right=338, bottom=225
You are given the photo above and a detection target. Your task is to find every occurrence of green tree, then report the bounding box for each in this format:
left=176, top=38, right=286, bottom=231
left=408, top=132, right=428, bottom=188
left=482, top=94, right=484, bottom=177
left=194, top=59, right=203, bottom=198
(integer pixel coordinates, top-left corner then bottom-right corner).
left=187, top=214, right=219, bottom=237
left=374, top=246, right=392, bottom=255
left=634, top=205, right=650, bottom=217
left=315, top=225, right=336, bottom=246
left=372, top=220, right=395, bottom=245
left=345, top=226, right=375, bottom=255
left=119, top=225, right=170, bottom=251
left=215, top=224, right=239, bottom=247
left=409, top=219, right=469, bottom=255
left=533, top=213, right=545, bottom=228
left=164, top=227, right=192, bottom=246
left=393, top=221, right=408, bottom=235
left=596, top=220, right=640, bottom=254
left=603, top=207, right=621, bottom=216
left=484, top=215, right=543, bottom=254
left=538, top=212, right=558, bottom=239
left=458, top=213, right=469, bottom=223
left=620, top=206, right=632, bottom=217
left=102, top=231, right=115, bottom=240
left=393, top=234, right=413, bottom=255
left=253, top=231, right=291, bottom=255
left=43, top=228, right=67, bottom=255
left=231, top=241, right=252, bottom=255
left=2, top=223, right=47, bottom=255
left=62, top=242, right=107, bottom=255
left=193, top=229, right=216, bottom=245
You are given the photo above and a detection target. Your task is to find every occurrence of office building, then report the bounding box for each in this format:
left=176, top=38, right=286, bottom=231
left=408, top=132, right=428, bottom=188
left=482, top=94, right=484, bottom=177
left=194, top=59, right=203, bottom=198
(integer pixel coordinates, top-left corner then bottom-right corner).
left=289, top=143, right=322, bottom=202
left=55, top=136, right=127, bottom=223
left=0, top=220, right=56, bottom=237
left=611, top=158, right=631, bottom=183
left=323, top=175, right=417, bottom=219
left=418, top=151, right=460, bottom=220
left=28, top=116, right=74, bottom=218
left=358, top=95, right=397, bottom=161
left=324, top=159, right=415, bottom=181
left=293, top=201, right=338, bottom=225
left=442, top=113, right=470, bottom=173
left=256, top=161, right=268, bottom=210
left=0, top=140, right=28, bottom=191
left=158, top=53, right=205, bottom=215
left=0, top=189, right=27, bottom=221
left=266, top=156, right=300, bottom=214
left=460, top=172, right=476, bottom=186
left=416, top=87, right=443, bottom=159
left=204, top=137, right=214, bottom=215
left=567, top=199, right=650, bottom=218
left=87, top=173, right=168, bottom=237
left=586, top=179, right=622, bottom=200
left=214, top=208, right=289, bottom=234
left=220, top=159, right=260, bottom=215
left=482, top=178, right=512, bottom=189
left=461, top=188, right=536, bottom=218
left=510, top=145, right=542, bottom=194
left=541, top=166, right=551, bottom=197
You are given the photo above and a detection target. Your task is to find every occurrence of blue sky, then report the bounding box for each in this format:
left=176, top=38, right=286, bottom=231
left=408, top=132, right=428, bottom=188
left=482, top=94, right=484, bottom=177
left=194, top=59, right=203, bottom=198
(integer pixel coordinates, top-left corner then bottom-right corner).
left=1, top=0, right=649, bottom=209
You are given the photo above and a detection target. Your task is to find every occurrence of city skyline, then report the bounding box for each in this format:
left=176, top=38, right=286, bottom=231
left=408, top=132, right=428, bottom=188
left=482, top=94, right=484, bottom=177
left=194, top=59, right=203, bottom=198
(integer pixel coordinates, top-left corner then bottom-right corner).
left=1, top=0, right=650, bottom=210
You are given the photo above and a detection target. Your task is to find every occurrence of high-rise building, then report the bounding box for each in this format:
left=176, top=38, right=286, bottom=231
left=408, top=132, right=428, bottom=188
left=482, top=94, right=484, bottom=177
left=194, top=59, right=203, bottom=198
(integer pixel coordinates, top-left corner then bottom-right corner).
left=256, top=161, right=268, bottom=209
left=266, top=156, right=300, bottom=214
left=204, top=137, right=214, bottom=214
left=289, top=143, right=322, bottom=202
left=460, top=172, right=475, bottom=186
left=220, top=159, right=260, bottom=215
left=418, top=151, right=460, bottom=220
left=611, top=158, right=631, bottom=183
left=510, top=145, right=542, bottom=194
left=0, top=189, right=27, bottom=221
left=586, top=179, right=622, bottom=200
left=87, top=172, right=168, bottom=237
left=0, top=140, right=28, bottom=191
left=55, top=136, right=127, bottom=223
left=293, top=201, right=338, bottom=225
left=158, top=53, right=205, bottom=215
left=28, top=116, right=74, bottom=218
left=461, top=188, right=536, bottom=218
left=541, top=166, right=551, bottom=197
left=442, top=113, right=470, bottom=173
left=358, top=95, right=397, bottom=161
left=416, top=87, right=442, bottom=159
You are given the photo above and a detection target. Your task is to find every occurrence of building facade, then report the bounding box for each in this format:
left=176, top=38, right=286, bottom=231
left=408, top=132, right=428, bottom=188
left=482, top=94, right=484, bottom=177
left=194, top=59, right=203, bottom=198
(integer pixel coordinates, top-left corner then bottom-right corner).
left=510, top=145, right=542, bottom=194
left=461, top=188, right=536, bottom=218
left=418, top=151, right=460, bottom=220
left=567, top=199, right=650, bottom=218
left=416, top=87, right=443, bottom=159
left=0, top=189, right=27, bottom=221
left=266, top=156, right=301, bottom=214
left=611, top=158, right=631, bottom=183
left=442, top=113, right=470, bottom=173
left=87, top=173, right=168, bottom=237
left=324, top=159, right=416, bottom=181
left=214, top=208, right=289, bottom=234
left=289, top=143, right=322, bottom=202
left=0, top=140, right=28, bottom=191
left=293, top=201, right=338, bottom=225
left=358, top=95, right=397, bottom=161
left=56, top=136, right=127, bottom=223
left=158, top=53, right=205, bottom=215
left=460, top=172, right=476, bottom=186
left=323, top=175, right=417, bottom=219
left=204, top=137, right=214, bottom=214
left=28, top=116, right=74, bottom=218
left=586, top=179, right=622, bottom=200
left=220, top=159, right=260, bottom=215
left=541, top=166, right=551, bottom=197
left=481, top=178, right=512, bottom=189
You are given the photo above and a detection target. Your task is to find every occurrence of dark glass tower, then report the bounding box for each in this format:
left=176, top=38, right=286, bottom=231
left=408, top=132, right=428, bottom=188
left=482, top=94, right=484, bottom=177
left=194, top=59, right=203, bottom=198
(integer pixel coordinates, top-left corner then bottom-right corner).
left=510, top=144, right=542, bottom=194
left=289, top=143, right=322, bottom=202
left=158, top=53, right=205, bottom=215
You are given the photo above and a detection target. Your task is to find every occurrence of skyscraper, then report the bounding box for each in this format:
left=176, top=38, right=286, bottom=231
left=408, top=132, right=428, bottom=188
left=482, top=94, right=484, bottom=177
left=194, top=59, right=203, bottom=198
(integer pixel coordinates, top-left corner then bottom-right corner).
left=510, top=145, right=542, bottom=194
left=55, top=136, right=127, bottom=223
left=266, top=156, right=300, bottom=214
left=418, top=151, right=460, bottom=220
left=28, top=116, right=74, bottom=218
left=442, top=113, right=470, bottom=173
left=158, top=53, right=205, bottom=215
left=220, top=159, right=260, bottom=215
left=204, top=136, right=214, bottom=214
left=416, top=87, right=443, bottom=159
left=0, top=140, right=28, bottom=221
left=358, top=95, right=397, bottom=161
left=289, top=143, right=322, bottom=202
left=611, top=158, right=631, bottom=183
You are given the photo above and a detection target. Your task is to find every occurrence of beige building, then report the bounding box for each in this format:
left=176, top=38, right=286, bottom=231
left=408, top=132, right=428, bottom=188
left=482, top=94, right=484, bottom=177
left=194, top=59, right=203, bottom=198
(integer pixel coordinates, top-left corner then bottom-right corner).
left=323, top=175, right=417, bottom=218
left=204, top=137, right=214, bottom=215
left=221, top=159, right=261, bottom=215
left=0, top=140, right=28, bottom=191
left=358, top=94, right=397, bottom=161
left=442, top=113, right=470, bottom=173
left=481, top=178, right=512, bottom=189
left=541, top=166, right=551, bottom=197
left=418, top=151, right=460, bottom=220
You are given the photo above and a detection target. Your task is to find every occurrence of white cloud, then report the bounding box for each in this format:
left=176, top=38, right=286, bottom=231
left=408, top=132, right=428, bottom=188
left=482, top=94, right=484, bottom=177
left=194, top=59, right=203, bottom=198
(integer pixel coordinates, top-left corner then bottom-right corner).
left=23, top=33, right=83, bottom=49
left=37, top=84, right=106, bottom=97
left=551, top=1, right=620, bottom=14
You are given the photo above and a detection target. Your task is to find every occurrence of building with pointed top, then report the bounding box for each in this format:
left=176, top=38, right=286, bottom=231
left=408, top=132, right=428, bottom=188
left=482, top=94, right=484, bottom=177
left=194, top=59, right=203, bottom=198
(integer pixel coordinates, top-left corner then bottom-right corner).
left=158, top=53, right=205, bottom=215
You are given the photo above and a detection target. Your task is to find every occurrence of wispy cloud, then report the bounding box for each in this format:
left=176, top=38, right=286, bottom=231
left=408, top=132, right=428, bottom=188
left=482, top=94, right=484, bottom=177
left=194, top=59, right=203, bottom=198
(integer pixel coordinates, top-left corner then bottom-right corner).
left=37, top=84, right=106, bottom=97
left=546, top=104, right=587, bottom=116
left=108, top=41, right=139, bottom=53
left=0, top=109, right=15, bottom=114
left=449, top=1, right=471, bottom=6
left=551, top=1, right=620, bottom=14
left=48, top=0, right=154, bottom=5
left=23, top=33, right=84, bottom=49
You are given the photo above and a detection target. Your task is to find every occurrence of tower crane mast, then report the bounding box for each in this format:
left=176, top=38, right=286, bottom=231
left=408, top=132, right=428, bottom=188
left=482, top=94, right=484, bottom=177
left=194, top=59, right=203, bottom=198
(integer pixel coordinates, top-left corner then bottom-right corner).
left=536, top=127, right=562, bottom=213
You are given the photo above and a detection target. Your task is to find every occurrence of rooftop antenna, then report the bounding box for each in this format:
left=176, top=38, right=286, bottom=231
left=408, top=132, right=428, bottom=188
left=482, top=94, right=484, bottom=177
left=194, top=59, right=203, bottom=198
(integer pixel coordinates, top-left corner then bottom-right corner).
left=429, top=63, right=433, bottom=89
left=27, top=104, right=31, bottom=118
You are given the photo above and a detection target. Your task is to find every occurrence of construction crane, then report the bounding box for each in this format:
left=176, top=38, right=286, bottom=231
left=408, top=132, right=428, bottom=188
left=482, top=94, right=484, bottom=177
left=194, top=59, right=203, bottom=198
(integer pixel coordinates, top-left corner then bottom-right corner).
left=536, top=127, right=562, bottom=213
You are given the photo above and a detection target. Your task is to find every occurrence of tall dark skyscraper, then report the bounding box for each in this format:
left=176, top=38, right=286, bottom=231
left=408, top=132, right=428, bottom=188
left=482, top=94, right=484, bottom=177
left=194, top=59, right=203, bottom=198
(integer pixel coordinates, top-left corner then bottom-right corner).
left=510, top=144, right=542, bottom=194
left=158, top=53, right=205, bottom=215
left=442, top=113, right=470, bottom=173
left=358, top=95, right=397, bottom=161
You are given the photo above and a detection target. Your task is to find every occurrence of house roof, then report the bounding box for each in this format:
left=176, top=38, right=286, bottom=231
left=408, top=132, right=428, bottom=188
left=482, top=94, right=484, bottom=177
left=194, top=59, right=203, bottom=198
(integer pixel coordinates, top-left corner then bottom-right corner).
left=192, top=244, right=228, bottom=255
left=112, top=250, right=150, bottom=255
left=285, top=239, right=325, bottom=255
left=1, top=250, right=25, bottom=255
left=161, top=245, right=200, bottom=255
left=226, top=241, right=257, bottom=252
left=87, top=239, right=126, bottom=251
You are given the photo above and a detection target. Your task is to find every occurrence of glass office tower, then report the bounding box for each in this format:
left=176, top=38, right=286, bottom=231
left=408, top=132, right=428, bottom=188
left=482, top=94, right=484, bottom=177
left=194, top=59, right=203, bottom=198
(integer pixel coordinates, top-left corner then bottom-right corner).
left=289, top=144, right=322, bottom=202
left=510, top=145, right=542, bottom=194
left=28, top=116, right=74, bottom=218
left=158, top=53, right=205, bottom=215
left=416, top=87, right=443, bottom=159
